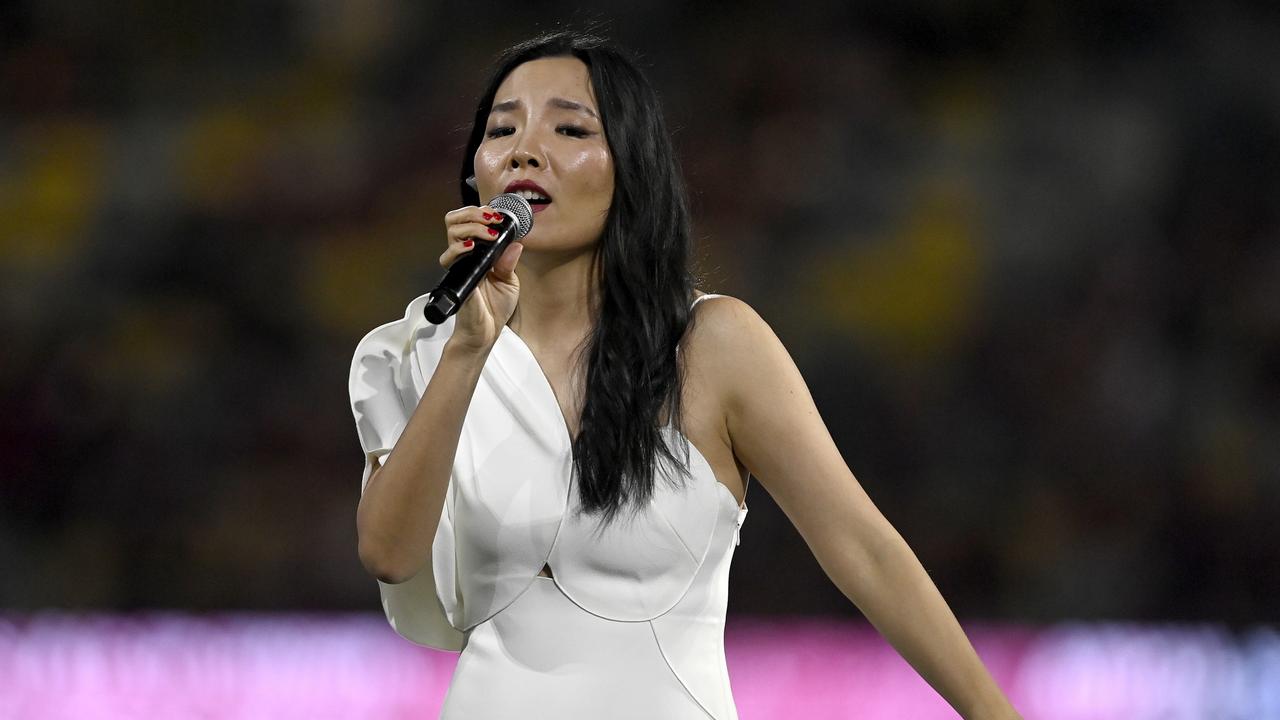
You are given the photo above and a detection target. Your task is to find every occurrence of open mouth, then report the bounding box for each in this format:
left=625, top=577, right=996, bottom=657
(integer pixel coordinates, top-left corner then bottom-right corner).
left=505, top=181, right=553, bottom=213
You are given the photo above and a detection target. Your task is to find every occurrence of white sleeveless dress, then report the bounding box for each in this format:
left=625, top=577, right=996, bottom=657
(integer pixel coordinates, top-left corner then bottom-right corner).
left=348, top=293, right=748, bottom=719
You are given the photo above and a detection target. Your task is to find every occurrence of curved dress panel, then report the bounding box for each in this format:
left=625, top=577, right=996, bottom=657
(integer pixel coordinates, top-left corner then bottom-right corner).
left=443, top=326, right=573, bottom=630
left=441, top=578, right=715, bottom=719
left=548, top=426, right=723, bottom=621
left=649, top=474, right=746, bottom=720
left=441, top=431, right=748, bottom=720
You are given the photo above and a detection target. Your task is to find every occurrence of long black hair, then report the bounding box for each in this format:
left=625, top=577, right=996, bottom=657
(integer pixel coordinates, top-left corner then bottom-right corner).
left=460, top=31, right=699, bottom=525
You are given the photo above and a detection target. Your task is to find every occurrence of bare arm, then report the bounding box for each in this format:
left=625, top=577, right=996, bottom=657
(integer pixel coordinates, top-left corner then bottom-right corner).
left=357, top=205, right=523, bottom=585
left=356, top=339, right=489, bottom=584
left=700, top=297, right=1020, bottom=720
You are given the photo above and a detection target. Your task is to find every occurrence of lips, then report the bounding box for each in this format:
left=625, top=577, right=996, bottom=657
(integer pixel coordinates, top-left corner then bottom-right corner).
left=504, top=180, right=552, bottom=213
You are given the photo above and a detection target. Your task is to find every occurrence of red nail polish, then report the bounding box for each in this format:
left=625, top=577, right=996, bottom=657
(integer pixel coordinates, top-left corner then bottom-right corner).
left=483, top=213, right=493, bottom=220
left=488, top=228, right=498, bottom=236
left=463, top=240, right=474, bottom=247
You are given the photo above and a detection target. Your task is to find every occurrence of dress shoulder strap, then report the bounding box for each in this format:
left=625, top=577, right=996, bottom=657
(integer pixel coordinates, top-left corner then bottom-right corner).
left=677, top=294, right=725, bottom=359
left=690, top=292, right=725, bottom=310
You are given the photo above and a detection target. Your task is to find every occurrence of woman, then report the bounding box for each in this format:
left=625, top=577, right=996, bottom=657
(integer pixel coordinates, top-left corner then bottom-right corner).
left=350, top=31, right=1020, bottom=719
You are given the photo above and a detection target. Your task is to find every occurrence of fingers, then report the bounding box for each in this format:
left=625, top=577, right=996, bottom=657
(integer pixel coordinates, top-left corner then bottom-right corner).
left=447, top=221, right=501, bottom=247
left=443, top=205, right=499, bottom=226
left=445, top=206, right=503, bottom=245
left=491, top=242, right=523, bottom=279
left=439, top=241, right=477, bottom=270
left=439, top=238, right=523, bottom=275
left=441, top=205, right=507, bottom=269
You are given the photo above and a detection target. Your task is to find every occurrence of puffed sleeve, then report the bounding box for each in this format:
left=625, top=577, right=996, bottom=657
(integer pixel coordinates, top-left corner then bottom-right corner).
left=348, top=294, right=465, bottom=651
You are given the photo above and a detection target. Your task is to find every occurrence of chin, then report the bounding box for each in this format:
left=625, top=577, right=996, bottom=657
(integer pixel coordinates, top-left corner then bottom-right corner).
left=521, top=227, right=596, bottom=250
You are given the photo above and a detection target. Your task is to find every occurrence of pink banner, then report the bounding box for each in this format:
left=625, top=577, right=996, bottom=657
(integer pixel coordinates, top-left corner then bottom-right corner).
left=1, top=614, right=1276, bottom=719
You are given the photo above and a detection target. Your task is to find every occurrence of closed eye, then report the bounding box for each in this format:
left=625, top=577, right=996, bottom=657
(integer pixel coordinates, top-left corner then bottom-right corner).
left=485, top=126, right=514, bottom=139
left=557, top=124, right=594, bottom=138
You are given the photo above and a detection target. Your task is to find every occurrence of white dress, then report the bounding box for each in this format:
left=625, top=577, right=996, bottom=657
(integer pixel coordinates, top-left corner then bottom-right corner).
left=349, top=292, right=749, bottom=719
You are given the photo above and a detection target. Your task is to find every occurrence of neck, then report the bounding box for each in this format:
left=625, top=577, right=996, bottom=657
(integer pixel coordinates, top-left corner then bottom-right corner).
left=506, top=246, right=597, bottom=351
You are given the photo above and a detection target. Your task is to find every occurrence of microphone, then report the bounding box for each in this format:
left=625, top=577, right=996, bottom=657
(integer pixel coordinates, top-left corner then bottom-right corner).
left=423, top=193, right=533, bottom=324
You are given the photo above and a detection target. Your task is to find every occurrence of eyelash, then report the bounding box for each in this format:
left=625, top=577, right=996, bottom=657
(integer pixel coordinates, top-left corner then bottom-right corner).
left=484, top=125, right=594, bottom=139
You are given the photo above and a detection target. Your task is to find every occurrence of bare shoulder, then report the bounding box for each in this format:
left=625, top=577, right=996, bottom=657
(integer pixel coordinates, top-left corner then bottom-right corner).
left=686, top=292, right=764, bottom=349
left=686, top=292, right=853, bottom=530
left=683, top=293, right=786, bottom=406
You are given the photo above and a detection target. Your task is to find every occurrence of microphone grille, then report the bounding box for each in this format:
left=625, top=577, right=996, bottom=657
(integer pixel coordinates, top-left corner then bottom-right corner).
left=489, top=193, right=534, bottom=238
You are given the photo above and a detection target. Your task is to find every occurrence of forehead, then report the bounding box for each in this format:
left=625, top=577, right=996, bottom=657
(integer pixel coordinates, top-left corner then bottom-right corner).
left=493, top=56, right=598, bottom=109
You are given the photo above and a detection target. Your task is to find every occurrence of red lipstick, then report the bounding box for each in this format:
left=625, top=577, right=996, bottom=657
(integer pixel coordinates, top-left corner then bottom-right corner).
left=503, top=180, right=553, bottom=213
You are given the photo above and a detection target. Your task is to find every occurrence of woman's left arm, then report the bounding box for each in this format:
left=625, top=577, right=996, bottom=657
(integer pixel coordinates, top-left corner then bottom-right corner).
left=698, top=297, right=1021, bottom=720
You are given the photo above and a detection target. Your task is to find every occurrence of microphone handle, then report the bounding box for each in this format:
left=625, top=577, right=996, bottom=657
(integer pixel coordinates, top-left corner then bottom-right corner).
left=423, top=214, right=517, bottom=324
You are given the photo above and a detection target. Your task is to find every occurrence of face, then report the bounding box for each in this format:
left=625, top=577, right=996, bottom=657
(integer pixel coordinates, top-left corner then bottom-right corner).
left=474, top=56, right=614, bottom=252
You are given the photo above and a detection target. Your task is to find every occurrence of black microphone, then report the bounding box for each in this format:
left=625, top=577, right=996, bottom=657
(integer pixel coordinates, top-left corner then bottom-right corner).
left=423, top=193, right=533, bottom=324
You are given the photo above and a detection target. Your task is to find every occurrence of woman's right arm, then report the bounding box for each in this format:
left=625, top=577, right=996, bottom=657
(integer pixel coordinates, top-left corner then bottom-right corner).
left=355, top=338, right=489, bottom=584
left=356, top=203, right=524, bottom=584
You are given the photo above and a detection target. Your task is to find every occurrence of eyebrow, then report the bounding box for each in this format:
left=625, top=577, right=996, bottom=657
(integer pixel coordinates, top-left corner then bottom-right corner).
left=490, top=97, right=598, bottom=119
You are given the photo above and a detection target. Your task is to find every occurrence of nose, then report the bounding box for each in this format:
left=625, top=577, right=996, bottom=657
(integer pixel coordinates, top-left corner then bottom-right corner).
left=510, top=148, right=541, bottom=169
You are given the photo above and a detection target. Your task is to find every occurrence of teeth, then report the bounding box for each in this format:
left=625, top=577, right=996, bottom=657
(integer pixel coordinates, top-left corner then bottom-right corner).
left=515, top=189, right=549, bottom=201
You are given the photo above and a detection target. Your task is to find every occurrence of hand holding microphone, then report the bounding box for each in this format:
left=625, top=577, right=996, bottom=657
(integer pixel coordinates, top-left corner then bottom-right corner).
left=430, top=193, right=534, bottom=353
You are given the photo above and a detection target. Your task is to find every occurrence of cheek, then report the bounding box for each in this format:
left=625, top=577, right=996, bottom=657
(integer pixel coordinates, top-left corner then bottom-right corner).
left=474, top=147, right=505, bottom=184
left=564, top=148, right=614, bottom=201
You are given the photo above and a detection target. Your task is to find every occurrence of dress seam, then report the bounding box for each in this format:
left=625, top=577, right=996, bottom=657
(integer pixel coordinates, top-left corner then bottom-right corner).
left=647, top=619, right=720, bottom=720
left=656, top=504, right=700, bottom=563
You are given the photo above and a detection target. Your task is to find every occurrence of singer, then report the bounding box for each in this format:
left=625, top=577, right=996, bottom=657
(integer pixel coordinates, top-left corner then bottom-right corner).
left=349, top=31, right=1020, bottom=719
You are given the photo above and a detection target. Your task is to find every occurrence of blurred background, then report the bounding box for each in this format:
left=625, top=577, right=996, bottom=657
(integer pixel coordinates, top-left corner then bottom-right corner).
left=2, top=0, right=1278, bottom=717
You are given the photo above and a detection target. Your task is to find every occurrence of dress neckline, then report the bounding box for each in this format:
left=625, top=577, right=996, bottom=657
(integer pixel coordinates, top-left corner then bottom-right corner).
left=497, top=320, right=745, bottom=511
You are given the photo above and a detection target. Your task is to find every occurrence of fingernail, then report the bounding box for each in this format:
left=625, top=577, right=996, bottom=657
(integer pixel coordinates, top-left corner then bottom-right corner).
left=488, top=228, right=498, bottom=236
left=463, top=240, right=474, bottom=247
left=483, top=213, right=493, bottom=220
